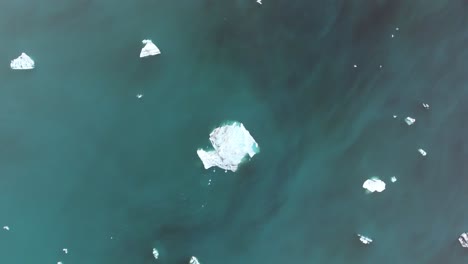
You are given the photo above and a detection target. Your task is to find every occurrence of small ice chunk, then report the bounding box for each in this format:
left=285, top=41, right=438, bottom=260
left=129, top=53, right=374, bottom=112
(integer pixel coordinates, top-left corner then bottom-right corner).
left=10, top=53, right=35, bottom=70
left=357, top=234, right=373, bottom=244
left=58, top=262, right=63, bottom=264
left=353, top=64, right=357, bottom=68
left=140, top=39, right=161, bottom=58
left=418, top=148, right=427, bottom=156
left=137, top=93, right=143, bottom=99
left=152, top=248, right=159, bottom=259
left=390, top=176, right=397, bottom=183
left=393, top=115, right=397, bottom=119
left=422, top=103, right=429, bottom=109
left=3, top=226, right=9, bottom=231
left=63, top=248, right=68, bottom=254
left=379, top=65, right=383, bottom=68
left=363, top=177, right=386, bottom=193
left=391, top=34, right=394, bottom=38
left=396, top=27, right=399, bottom=31
left=197, top=122, right=259, bottom=172
left=404, top=117, right=416, bottom=126
left=459, top=233, right=468, bottom=248
left=257, top=0, right=262, bottom=4
left=190, top=256, right=200, bottom=264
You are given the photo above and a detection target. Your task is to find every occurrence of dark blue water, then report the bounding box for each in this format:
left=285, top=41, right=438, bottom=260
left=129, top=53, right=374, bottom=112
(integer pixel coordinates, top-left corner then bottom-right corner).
left=0, top=0, right=467, bottom=263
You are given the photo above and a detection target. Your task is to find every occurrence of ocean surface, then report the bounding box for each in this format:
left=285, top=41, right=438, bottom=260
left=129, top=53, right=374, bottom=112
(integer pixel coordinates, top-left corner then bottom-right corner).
left=0, top=0, right=467, bottom=263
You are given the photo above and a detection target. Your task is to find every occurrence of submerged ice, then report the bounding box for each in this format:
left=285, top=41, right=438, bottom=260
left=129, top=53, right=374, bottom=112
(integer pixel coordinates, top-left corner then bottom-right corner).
left=197, top=122, right=259, bottom=172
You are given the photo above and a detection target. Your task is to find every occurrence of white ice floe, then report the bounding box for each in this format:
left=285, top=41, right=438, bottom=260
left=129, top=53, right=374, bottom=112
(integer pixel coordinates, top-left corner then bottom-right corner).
left=137, top=93, right=143, bottom=99
left=140, top=39, right=161, bottom=58
left=404, top=117, right=416, bottom=126
left=3, top=226, right=9, bottom=231
left=459, top=233, right=468, bottom=248
left=257, top=0, right=262, bottom=4
left=422, top=103, right=430, bottom=109
left=391, top=34, right=394, bottom=38
left=357, top=234, right=373, bottom=244
left=63, top=248, right=68, bottom=254
left=190, top=256, right=200, bottom=264
left=391, top=176, right=397, bottom=183
left=10, top=53, right=35, bottom=70
left=353, top=64, right=357, bottom=68
left=363, top=177, right=386, bottom=193
left=396, top=27, right=399, bottom=31
left=393, top=115, right=397, bottom=119
left=197, top=122, right=259, bottom=172
left=418, top=148, right=427, bottom=156
left=57, top=262, right=63, bottom=264
left=152, top=248, right=159, bottom=259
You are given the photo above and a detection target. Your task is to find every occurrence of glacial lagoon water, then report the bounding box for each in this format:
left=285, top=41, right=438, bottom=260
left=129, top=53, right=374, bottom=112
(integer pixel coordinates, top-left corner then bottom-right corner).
left=0, top=0, right=467, bottom=263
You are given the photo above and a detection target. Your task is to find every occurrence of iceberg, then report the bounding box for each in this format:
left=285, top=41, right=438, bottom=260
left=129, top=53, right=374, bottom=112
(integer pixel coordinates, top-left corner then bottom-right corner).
left=63, top=248, right=68, bottom=254
left=422, top=103, right=430, bottom=109
left=3, top=226, right=9, bottom=231
left=390, top=176, right=397, bottom=183
left=197, top=122, right=259, bottom=172
left=152, top=248, right=159, bottom=259
left=459, top=233, right=468, bottom=248
left=190, top=256, right=200, bottom=264
left=418, top=148, right=427, bottom=156
left=10, top=53, right=35, bottom=70
left=362, top=177, right=386, bottom=193
left=404, top=117, right=416, bottom=126
left=357, top=234, right=373, bottom=244
left=140, top=39, right=161, bottom=58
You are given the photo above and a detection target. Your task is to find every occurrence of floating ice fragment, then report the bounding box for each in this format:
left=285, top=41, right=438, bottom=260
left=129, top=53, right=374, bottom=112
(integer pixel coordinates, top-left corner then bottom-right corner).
left=63, top=248, right=68, bottom=254
left=3, top=226, right=9, bottom=231
left=363, top=177, right=386, bottom=193
left=422, top=103, right=429, bottom=109
left=459, top=233, right=468, bottom=248
left=391, top=34, right=394, bottom=38
left=393, top=115, right=397, bottom=119
left=152, top=248, right=159, bottom=259
left=137, top=93, right=143, bottom=99
left=10, top=53, right=35, bottom=70
left=58, top=262, right=63, bottom=264
left=396, top=27, right=399, bottom=31
left=140, top=40, right=161, bottom=58
left=391, top=176, right=397, bottom=183
left=197, top=122, right=259, bottom=172
left=418, top=148, right=427, bottom=156
left=357, top=234, right=373, bottom=244
left=379, top=65, right=383, bottom=68
left=404, top=117, right=416, bottom=126
left=257, top=0, right=262, bottom=4
left=353, top=64, right=357, bottom=68
left=190, top=256, right=200, bottom=264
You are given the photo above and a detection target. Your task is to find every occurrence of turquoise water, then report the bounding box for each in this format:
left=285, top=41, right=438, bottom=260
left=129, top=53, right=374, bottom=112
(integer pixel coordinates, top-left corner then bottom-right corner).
left=0, top=0, right=467, bottom=263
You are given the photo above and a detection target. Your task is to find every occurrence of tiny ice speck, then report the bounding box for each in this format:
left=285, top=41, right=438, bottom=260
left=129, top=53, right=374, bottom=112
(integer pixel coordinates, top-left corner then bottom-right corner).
left=63, top=248, right=68, bottom=254
left=3, top=226, right=9, bottom=231
left=422, top=103, right=429, bottom=109
left=391, top=34, right=394, bottom=38
left=257, top=0, right=262, bottom=4
left=391, top=176, right=397, bottom=183
left=353, top=64, right=357, bottom=68
left=136, top=93, right=143, bottom=99
left=396, top=27, right=399, bottom=31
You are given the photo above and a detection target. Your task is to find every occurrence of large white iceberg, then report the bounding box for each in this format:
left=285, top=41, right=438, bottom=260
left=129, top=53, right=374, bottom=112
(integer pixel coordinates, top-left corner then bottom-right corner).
left=190, top=256, right=200, bottom=264
left=10, top=53, right=35, bottom=70
left=363, top=177, right=386, bottom=193
left=140, top=39, right=161, bottom=58
left=197, top=122, right=259, bottom=172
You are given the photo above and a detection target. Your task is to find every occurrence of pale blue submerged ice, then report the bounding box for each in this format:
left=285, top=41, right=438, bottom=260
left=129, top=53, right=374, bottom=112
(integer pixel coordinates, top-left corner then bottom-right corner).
left=197, top=122, right=259, bottom=172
